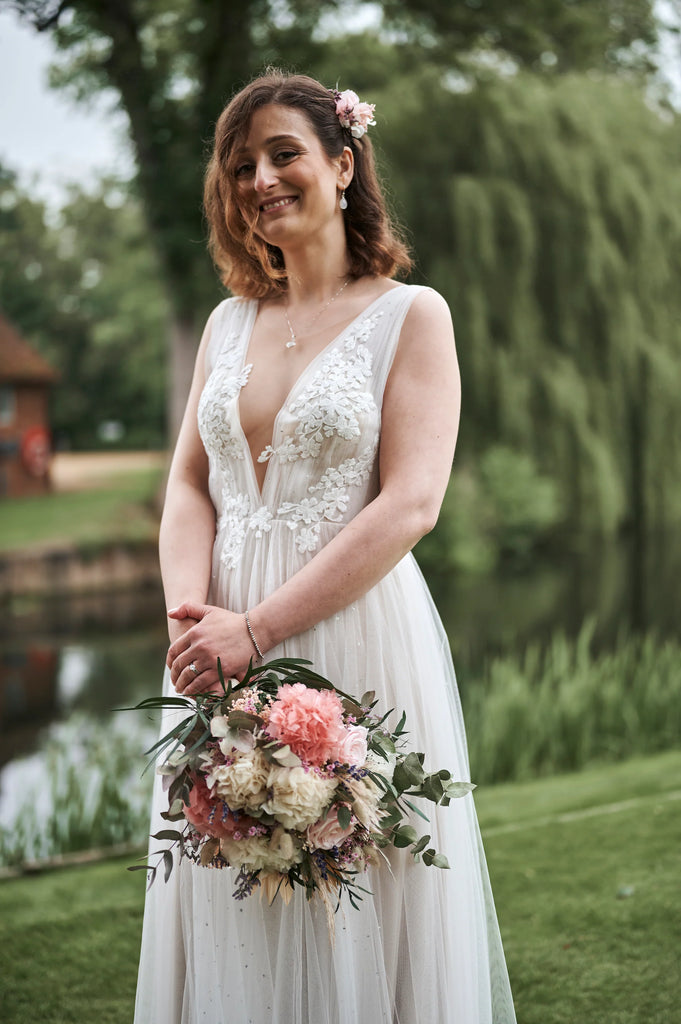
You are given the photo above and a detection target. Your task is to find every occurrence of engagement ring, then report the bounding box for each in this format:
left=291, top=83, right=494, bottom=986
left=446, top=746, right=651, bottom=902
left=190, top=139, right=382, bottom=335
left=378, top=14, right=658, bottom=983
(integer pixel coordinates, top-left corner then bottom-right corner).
left=189, top=662, right=199, bottom=676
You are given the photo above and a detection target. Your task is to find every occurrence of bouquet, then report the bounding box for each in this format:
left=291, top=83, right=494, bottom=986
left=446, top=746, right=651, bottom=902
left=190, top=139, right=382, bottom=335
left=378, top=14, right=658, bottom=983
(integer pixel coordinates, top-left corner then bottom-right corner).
left=130, top=658, right=473, bottom=924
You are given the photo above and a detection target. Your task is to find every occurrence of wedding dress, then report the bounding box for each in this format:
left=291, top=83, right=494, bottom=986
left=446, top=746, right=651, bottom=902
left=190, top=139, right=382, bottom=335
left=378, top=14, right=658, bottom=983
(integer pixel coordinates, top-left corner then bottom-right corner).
left=134, top=284, right=516, bottom=1023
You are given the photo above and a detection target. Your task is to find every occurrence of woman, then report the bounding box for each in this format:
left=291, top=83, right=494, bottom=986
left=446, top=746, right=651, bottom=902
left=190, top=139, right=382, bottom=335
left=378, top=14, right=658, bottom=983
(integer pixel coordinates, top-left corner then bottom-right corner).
left=134, top=70, right=516, bottom=1023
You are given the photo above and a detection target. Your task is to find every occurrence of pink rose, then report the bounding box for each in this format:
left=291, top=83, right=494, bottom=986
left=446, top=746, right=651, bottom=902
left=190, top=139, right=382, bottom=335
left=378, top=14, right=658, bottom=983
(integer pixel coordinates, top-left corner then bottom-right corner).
left=334, top=89, right=376, bottom=138
left=334, top=724, right=368, bottom=766
left=307, top=804, right=355, bottom=851
left=267, top=683, right=345, bottom=765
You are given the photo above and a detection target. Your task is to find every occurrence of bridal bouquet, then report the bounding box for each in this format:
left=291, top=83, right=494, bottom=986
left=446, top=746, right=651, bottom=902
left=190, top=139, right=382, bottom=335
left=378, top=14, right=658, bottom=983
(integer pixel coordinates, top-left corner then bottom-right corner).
left=130, top=659, right=473, bottom=919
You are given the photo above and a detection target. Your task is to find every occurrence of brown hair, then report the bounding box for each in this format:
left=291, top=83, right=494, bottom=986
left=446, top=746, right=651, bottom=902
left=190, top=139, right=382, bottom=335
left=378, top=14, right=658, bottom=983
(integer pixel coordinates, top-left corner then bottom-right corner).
left=203, top=70, right=412, bottom=298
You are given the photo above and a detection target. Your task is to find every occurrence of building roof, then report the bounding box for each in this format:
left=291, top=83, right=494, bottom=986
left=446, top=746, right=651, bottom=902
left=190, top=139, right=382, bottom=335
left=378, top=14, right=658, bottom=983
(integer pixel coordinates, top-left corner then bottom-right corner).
left=0, top=313, right=59, bottom=384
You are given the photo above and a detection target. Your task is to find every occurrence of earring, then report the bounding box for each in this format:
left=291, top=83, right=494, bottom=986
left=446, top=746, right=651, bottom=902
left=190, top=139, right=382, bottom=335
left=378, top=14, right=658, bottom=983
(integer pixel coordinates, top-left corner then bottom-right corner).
left=339, top=190, right=348, bottom=211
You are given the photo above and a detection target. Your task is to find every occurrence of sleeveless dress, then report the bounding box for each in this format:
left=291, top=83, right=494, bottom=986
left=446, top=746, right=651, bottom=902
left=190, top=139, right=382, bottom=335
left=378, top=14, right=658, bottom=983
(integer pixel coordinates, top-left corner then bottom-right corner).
left=134, top=284, right=517, bottom=1023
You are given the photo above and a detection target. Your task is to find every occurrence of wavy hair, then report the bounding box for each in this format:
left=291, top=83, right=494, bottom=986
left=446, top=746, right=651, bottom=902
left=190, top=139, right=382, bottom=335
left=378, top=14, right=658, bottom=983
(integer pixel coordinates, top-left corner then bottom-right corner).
left=203, top=71, right=412, bottom=298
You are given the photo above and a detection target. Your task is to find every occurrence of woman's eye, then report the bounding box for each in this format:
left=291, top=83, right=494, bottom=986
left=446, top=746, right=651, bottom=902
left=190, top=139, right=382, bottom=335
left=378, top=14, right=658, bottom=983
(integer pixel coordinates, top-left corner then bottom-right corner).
left=275, top=150, right=297, bottom=162
left=234, top=163, right=254, bottom=178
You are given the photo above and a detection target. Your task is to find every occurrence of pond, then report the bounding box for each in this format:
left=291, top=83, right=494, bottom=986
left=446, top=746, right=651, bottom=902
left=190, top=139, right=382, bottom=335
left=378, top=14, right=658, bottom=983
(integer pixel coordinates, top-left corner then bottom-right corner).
left=1, top=531, right=679, bottom=863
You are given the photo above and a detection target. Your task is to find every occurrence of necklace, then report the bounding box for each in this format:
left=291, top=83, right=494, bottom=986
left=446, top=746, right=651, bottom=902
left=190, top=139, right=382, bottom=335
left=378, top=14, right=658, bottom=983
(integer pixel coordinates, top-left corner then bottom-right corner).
left=284, top=278, right=351, bottom=349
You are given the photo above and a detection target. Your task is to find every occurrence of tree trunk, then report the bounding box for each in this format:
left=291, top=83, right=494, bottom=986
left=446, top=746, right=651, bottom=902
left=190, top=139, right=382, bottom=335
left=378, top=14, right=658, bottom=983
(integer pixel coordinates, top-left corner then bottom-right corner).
left=168, top=311, right=200, bottom=442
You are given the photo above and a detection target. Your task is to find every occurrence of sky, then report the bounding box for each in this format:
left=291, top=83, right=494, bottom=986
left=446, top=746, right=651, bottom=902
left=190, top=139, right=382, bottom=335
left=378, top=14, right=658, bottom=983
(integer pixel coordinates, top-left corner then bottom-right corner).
left=0, top=8, right=133, bottom=206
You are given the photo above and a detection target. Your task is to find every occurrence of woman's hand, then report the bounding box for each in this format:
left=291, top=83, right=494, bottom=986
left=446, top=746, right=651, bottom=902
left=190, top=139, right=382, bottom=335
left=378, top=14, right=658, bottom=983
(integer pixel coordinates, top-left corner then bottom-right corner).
left=166, top=602, right=257, bottom=695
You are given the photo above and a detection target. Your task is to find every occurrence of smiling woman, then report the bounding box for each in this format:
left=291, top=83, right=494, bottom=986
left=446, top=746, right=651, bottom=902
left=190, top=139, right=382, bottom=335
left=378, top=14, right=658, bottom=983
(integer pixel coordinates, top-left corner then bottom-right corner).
left=133, top=70, right=516, bottom=1024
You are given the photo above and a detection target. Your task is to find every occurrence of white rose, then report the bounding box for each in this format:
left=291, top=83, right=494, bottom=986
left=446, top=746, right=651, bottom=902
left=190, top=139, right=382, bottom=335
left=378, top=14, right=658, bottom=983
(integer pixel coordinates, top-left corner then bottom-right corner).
left=208, top=748, right=269, bottom=812
left=263, top=766, right=337, bottom=830
left=335, top=725, right=368, bottom=766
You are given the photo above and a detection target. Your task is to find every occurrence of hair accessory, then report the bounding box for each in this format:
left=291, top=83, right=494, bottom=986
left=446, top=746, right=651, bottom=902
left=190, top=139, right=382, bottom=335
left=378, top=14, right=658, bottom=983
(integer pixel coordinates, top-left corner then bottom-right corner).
left=244, top=610, right=264, bottom=660
left=339, top=190, right=348, bottom=211
left=332, top=89, right=376, bottom=139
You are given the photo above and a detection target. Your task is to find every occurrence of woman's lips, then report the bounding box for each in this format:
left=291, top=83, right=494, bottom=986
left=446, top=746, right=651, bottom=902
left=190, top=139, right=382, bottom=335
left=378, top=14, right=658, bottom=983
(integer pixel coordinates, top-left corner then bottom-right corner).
left=260, top=196, right=297, bottom=214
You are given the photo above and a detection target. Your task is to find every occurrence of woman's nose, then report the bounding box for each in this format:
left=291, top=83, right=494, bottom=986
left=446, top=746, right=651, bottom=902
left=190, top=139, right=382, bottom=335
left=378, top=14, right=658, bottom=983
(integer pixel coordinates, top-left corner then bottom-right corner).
left=254, top=158, right=278, bottom=193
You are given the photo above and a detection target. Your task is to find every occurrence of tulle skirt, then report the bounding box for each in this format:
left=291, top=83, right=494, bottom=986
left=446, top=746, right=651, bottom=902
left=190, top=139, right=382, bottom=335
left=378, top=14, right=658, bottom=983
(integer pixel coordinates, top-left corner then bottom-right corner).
left=134, top=532, right=516, bottom=1023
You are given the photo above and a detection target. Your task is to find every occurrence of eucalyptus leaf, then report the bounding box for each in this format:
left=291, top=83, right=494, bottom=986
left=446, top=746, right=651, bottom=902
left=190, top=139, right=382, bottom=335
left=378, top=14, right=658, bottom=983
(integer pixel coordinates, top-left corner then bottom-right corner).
left=151, top=829, right=183, bottom=842
left=392, top=825, right=419, bottom=848
left=336, top=804, right=352, bottom=830
left=162, top=848, right=174, bottom=882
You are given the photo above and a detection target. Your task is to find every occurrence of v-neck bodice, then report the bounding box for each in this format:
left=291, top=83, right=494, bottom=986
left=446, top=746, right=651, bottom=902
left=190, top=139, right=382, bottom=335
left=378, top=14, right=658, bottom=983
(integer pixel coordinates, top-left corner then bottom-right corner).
left=197, top=284, right=424, bottom=574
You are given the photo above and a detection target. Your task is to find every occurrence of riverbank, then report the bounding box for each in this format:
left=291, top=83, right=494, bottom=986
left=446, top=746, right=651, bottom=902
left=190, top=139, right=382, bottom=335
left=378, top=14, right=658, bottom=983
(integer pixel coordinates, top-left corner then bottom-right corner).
left=1, top=751, right=678, bottom=1023
left=0, top=453, right=165, bottom=597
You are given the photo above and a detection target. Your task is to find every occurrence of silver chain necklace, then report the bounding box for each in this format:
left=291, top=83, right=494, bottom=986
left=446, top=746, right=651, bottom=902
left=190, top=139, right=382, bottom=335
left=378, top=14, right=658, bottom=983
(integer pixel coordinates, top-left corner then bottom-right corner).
left=284, top=278, right=351, bottom=349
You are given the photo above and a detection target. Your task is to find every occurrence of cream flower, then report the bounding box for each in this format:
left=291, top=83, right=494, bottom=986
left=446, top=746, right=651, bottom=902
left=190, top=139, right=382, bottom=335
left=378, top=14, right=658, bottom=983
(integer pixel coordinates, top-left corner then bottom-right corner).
left=263, top=765, right=337, bottom=830
left=219, top=830, right=303, bottom=873
left=207, top=748, right=269, bottom=813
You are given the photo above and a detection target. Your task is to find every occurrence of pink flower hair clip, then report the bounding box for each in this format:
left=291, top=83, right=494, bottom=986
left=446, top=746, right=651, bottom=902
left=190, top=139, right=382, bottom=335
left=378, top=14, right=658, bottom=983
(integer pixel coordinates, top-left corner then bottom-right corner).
left=331, top=88, right=376, bottom=139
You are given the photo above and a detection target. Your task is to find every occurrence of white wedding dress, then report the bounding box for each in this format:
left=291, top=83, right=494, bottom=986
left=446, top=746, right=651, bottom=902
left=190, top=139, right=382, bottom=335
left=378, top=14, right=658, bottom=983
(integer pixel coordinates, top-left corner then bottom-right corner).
left=134, top=284, right=516, bottom=1023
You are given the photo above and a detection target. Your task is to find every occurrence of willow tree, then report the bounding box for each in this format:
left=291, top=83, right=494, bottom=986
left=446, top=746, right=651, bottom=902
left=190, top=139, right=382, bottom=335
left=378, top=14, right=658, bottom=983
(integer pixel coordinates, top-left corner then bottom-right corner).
left=377, top=72, right=681, bottom=536
left=12, top=0, right=662, bottom=436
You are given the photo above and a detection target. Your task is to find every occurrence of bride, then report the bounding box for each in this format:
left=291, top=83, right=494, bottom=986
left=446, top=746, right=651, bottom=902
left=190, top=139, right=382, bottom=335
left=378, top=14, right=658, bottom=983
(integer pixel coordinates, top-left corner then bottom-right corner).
left=134, top=70, right=516, bottom=1023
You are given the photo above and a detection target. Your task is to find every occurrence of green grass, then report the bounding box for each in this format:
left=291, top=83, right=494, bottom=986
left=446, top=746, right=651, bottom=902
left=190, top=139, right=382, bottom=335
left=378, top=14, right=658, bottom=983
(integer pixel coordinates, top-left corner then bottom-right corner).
left=1, top=751, right=679, bottom=1023
left=0, top=468, right=163, bottom=552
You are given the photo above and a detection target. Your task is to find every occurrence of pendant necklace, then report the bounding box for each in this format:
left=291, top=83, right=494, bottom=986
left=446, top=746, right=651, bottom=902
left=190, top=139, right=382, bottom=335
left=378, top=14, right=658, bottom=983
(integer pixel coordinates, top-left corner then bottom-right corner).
left=284, top=278, right=350, bottom=349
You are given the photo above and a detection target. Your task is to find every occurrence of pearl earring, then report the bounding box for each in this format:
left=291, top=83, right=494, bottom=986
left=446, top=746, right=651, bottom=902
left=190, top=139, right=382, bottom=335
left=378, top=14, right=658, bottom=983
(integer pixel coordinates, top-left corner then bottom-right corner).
left=339, top=190, right=348, bottom=211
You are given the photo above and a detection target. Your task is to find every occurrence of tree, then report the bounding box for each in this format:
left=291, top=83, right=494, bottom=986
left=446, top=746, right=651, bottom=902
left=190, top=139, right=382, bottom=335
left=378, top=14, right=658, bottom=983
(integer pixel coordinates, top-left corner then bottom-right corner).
left=0, top=167, right=168, bottom=447
left=10, top=0, right=665, bottom=435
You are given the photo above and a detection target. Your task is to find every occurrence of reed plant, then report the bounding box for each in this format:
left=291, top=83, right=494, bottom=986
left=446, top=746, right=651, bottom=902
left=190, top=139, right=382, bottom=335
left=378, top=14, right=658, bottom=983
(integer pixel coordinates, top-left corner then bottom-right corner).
left=0, top=713, right=156, bottom=866
left=464, top=620, right=681, bottom=784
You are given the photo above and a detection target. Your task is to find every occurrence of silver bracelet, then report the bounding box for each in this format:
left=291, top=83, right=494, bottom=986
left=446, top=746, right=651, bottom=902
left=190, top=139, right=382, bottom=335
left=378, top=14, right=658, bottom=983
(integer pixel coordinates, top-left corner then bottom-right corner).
left=244, top=610, right=264, bottom=660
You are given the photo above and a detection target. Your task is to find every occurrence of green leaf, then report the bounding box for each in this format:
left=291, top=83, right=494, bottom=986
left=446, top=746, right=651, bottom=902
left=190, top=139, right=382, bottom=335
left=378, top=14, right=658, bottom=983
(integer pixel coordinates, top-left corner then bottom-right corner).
left=226, top=709, right=261, bottom=731
left=162, top=848, right=174, bottom=882
left=411, top=833, right=431, bottom=856
left=360, top=690, right=376, bottom=708
left=151, top=829, right=183, bottom=842
left=430, top=853, right=450, bottom=869
left=392, top=825, right=419, bottom=848
left=336, top=804, right=352, bottom=830
left=402, top=797, right=430, bottom=822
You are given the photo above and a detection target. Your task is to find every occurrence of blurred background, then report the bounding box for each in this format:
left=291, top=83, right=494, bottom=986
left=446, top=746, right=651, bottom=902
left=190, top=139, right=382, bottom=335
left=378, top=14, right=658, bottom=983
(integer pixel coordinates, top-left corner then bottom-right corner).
left=1, top=0, right=680, bottom=866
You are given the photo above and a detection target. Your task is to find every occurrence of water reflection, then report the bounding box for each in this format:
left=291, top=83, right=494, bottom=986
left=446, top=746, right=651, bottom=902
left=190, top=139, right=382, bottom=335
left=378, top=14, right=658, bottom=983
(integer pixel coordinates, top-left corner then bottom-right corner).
left=1, top=532, right=679, bottom=863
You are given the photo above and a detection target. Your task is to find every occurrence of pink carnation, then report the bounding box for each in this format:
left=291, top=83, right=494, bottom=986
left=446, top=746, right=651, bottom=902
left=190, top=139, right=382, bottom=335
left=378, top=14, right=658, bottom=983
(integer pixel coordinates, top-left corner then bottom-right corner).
left=267, top=683, right=346, bottom=765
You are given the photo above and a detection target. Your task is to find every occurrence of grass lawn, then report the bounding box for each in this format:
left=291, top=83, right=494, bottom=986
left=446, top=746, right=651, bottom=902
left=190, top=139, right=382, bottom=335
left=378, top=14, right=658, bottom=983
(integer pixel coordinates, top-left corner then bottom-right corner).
left=0, top=467, right=164, bottom=552
left=0, top=751, right=679, bottom=1023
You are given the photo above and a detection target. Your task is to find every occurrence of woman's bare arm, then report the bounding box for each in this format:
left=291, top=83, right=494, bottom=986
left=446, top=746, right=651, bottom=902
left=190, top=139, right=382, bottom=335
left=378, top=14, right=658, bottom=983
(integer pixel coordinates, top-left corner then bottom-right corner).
left=168, top=288, right=460, bottom=692
left=159, top=313, right=218, bottom=644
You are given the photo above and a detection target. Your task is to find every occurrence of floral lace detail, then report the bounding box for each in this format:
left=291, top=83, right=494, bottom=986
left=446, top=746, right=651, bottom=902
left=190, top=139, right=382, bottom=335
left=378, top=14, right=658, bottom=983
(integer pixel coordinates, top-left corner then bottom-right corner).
left=278, top=443, right=377, bottom=554
left=198, top=358, right=252, bottom=462
left=216, top=444, right=377, bottom=566
left=217, top=493, right=274, bottom=569
left=258, top=314, right=382, bottom=465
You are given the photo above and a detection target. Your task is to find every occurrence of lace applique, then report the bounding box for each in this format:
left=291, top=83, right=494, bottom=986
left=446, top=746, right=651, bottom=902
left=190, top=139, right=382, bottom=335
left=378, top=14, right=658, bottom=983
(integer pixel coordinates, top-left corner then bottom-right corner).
left=258, top=313, right=382, bottom=465
left=216, top=445, right=377, bottom=566
left=277, top=444, right=377, bottom=554
left=198, top=358, right=252, bottom=462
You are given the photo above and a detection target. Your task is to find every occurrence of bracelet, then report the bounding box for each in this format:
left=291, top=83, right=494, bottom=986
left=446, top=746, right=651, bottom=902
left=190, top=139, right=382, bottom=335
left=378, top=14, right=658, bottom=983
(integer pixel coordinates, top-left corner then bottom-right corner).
left=244, top=610, right=264, bottom=660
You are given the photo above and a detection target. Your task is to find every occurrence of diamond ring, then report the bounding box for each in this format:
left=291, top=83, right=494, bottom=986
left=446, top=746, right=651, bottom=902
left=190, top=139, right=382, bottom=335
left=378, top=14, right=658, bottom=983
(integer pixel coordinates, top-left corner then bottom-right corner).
left=189, top=662, right=199, bottom=676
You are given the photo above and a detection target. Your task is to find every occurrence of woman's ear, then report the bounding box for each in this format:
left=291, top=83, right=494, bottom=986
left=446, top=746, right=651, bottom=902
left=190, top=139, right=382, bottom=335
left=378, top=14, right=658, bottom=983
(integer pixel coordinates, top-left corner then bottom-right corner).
left=338, top=145, right=354, bottom=189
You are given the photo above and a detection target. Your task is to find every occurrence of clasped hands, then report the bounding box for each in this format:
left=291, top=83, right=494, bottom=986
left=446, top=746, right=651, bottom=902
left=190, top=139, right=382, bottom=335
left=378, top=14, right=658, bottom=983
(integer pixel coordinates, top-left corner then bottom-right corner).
left=166, top=602, right=256, bottom=696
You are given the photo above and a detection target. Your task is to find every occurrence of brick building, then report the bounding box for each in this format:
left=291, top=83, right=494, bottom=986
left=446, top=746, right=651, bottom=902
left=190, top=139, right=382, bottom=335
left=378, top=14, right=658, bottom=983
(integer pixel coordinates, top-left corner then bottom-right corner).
left=0, top=313, right=58, bottom=498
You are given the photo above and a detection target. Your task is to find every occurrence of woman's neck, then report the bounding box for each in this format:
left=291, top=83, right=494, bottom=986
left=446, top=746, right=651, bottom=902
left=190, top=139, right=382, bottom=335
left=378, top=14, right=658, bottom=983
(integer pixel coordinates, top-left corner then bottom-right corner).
left=280, top=232, right=350, bottom=306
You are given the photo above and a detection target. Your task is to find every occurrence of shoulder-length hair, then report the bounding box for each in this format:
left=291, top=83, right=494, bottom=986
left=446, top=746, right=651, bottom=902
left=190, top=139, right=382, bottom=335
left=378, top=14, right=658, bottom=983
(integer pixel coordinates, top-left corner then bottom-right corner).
left=203, top=70, right=412, bottom=299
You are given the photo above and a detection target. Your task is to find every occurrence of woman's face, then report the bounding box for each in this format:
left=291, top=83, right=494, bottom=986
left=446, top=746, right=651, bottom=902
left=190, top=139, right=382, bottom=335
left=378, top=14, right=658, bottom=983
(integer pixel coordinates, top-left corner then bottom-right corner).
left=231, top=103, right=352, bottom=250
